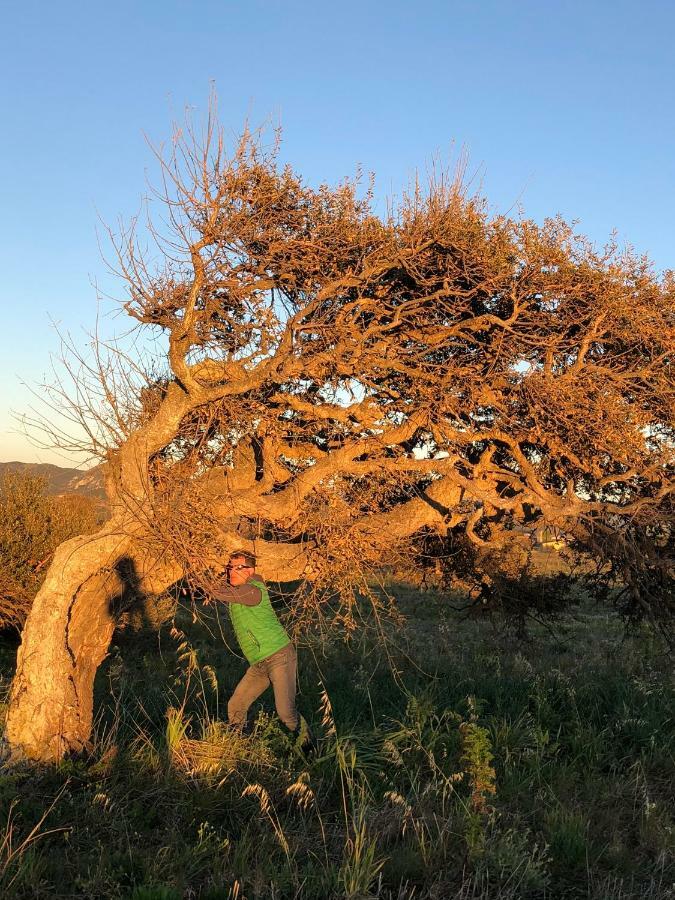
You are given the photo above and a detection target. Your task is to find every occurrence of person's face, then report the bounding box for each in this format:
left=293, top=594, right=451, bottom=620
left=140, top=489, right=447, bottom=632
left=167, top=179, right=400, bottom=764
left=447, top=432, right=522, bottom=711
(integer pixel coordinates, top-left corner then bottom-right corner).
left=226, top=556, right=254, bottom=586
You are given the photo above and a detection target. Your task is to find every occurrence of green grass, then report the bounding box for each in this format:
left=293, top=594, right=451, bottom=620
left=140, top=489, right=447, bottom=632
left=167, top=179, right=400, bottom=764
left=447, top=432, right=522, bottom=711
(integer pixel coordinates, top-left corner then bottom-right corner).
left=0, top=584, right=673, bottom=898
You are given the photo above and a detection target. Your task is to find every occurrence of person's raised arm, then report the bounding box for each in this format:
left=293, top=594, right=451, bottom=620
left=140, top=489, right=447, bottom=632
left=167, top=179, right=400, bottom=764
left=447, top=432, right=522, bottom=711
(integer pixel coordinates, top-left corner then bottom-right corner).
left=205, top=576, right=262, bottom=607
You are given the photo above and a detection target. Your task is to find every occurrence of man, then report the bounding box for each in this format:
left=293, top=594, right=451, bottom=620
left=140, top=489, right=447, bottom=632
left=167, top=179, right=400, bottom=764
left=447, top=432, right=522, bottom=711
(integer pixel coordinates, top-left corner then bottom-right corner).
left=206, top=550, right=312, bottom=751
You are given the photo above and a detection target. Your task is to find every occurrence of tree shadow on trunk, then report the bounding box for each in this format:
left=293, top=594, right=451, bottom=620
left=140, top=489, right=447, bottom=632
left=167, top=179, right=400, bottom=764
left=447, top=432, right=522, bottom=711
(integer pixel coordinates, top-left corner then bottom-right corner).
left=109, top=556, right=177, bottom=634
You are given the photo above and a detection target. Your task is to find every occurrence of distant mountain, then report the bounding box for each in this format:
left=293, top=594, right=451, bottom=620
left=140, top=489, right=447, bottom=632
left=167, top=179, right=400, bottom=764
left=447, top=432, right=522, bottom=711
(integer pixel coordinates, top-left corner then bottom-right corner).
left=0, top=462, right=106, bottom=499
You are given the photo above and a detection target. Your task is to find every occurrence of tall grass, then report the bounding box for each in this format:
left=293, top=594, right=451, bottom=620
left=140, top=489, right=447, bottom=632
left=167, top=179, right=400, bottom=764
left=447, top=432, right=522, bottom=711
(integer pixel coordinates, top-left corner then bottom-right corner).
left=0, top=586, right=672, bottom=898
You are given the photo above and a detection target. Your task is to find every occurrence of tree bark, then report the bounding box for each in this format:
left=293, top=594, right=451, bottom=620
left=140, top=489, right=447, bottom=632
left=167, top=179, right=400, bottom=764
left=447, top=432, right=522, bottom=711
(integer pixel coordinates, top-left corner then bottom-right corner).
left=5, top=523, right=181, bottom=761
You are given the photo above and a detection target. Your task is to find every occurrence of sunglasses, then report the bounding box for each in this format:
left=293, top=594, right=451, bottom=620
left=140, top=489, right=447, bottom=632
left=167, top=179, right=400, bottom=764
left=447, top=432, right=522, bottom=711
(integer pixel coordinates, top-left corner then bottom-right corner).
left=226, top=564, right=253, bottom=571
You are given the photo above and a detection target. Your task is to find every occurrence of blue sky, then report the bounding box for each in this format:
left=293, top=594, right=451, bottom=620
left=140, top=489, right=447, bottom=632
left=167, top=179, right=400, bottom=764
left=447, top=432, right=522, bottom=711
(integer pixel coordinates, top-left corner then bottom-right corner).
left=1, top=0, right=673, bottom=464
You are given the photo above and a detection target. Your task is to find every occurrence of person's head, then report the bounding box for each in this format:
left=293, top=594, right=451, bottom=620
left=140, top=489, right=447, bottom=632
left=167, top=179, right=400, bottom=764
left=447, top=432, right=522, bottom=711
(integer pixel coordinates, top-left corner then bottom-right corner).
left=226, top=550, right=256, bottom=586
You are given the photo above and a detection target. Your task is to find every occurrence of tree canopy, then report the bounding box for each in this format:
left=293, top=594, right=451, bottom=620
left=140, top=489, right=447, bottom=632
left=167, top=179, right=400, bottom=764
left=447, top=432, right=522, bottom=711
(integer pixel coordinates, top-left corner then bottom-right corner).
left=95, top=118, right=673, bottom=623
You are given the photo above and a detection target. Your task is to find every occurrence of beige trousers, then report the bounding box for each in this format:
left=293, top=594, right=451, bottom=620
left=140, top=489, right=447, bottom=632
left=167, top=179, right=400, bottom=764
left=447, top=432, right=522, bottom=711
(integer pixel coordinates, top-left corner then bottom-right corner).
left=227, top=642, right=298, bottom=731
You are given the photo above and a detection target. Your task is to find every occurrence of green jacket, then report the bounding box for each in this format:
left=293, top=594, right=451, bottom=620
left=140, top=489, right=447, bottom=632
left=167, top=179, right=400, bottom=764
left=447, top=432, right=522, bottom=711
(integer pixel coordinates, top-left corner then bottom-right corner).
left=228, top=577, right=290, bottom=665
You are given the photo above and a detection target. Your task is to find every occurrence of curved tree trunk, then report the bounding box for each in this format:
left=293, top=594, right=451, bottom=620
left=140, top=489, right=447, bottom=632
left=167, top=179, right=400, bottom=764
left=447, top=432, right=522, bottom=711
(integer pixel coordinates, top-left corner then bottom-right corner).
left=5, top=523, right=181, bottom=761
left=4, top=383, right=196, bottom=761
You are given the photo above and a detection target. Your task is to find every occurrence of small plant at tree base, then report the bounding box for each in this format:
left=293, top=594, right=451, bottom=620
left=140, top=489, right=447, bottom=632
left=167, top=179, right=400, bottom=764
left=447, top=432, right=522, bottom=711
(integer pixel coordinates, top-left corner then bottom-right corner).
left=459, top=698, right=498, bottom=859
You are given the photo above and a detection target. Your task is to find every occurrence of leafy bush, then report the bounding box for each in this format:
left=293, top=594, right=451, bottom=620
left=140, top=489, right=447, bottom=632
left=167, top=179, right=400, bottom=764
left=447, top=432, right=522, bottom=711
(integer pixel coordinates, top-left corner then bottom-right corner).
left=0, top=471, right=103, bottom=630
left=407, top=528, right=586, bottom=638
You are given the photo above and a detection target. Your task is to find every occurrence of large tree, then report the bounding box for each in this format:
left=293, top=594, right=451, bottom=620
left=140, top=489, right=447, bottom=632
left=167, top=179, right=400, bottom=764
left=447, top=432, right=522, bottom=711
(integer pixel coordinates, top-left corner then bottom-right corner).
left=6, top=115, right=674, bottom=761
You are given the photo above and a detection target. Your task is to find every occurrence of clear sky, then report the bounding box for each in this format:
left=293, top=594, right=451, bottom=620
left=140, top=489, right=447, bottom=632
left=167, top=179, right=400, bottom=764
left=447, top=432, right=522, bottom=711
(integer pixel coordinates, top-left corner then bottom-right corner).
left=1, top=0, right=673, bottom=465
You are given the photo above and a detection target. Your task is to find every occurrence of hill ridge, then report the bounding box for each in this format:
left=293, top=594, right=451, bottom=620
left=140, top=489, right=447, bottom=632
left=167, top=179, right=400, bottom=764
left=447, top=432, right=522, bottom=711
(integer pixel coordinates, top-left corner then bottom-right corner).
left=0, top=461, right=105, bottom=498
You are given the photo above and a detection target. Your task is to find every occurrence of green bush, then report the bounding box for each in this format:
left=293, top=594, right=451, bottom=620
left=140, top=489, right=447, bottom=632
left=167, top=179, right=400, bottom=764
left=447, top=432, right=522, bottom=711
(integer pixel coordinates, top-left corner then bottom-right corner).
left=0, top=471, right=103, bottom=630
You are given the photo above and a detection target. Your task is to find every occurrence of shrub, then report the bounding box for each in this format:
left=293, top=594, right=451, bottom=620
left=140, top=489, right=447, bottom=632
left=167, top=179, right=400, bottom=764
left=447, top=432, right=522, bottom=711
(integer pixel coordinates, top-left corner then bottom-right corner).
left=0, top=471, right=103, bottom=630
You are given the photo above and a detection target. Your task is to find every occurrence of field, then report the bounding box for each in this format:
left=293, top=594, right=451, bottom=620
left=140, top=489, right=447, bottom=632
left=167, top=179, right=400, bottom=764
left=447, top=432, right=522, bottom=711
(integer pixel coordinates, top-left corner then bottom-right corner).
left=0, top=584, right=673, bottom=899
